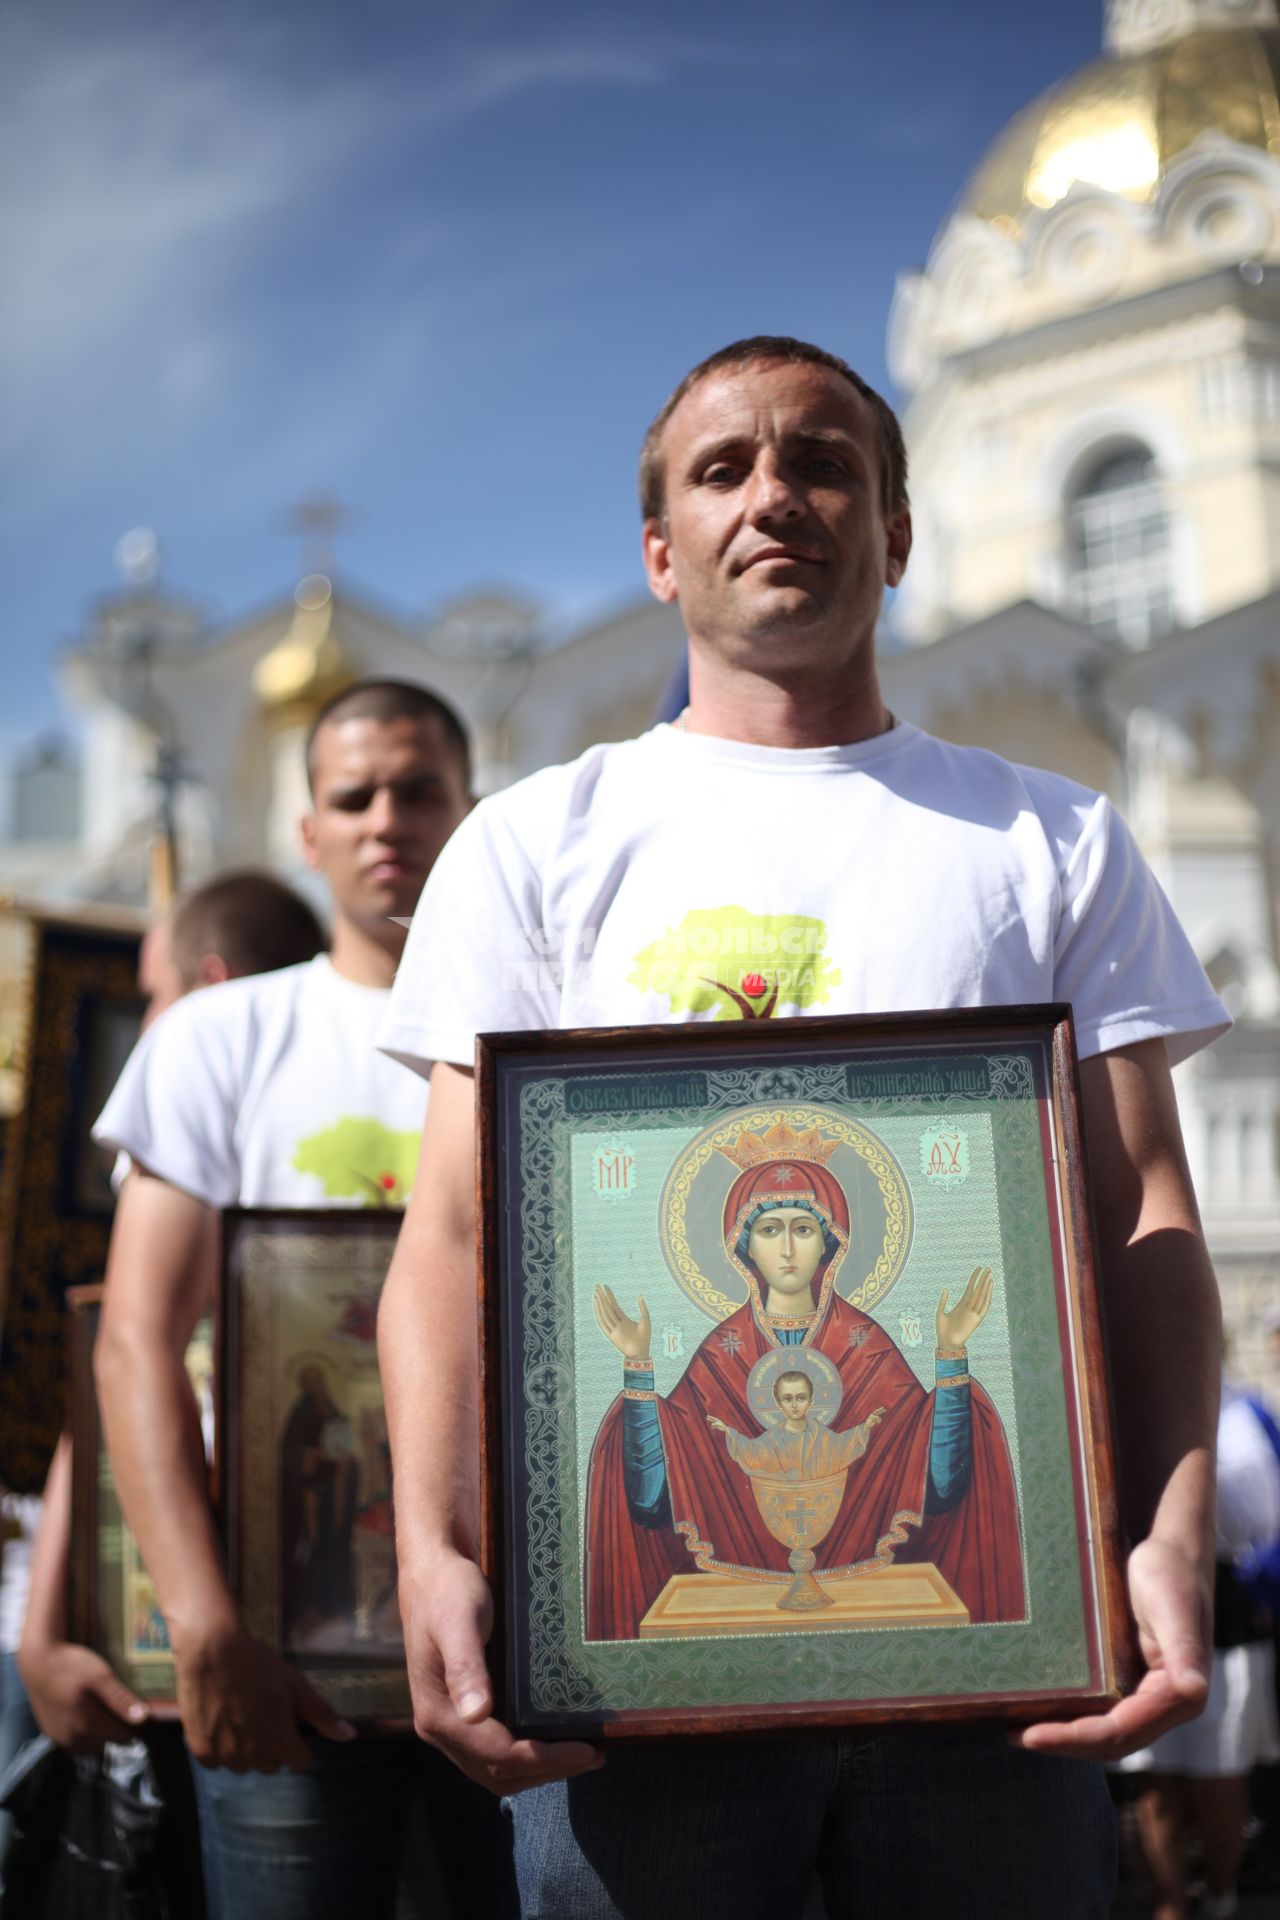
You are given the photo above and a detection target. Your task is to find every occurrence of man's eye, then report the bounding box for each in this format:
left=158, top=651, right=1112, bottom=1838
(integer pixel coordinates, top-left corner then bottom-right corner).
left=702, top=463, right=740, bottom=486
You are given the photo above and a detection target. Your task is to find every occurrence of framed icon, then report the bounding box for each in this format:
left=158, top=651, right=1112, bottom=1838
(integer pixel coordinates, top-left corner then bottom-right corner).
left=66, top=1284, right=213, bottom=1712
left=477, top=1007, right=1135, bottom=1740
left=219, top=1209, right=409, bottom=1725
left=1, top=907, right=143, bottom=1493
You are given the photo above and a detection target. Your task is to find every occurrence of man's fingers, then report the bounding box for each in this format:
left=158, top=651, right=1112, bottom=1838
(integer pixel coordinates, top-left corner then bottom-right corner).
left=429, top=1714, right=602, bottom=1794
left=1019, top=1539, right=1213, bottom=1764
left=1129, top=1540, right=1211, bottom=1695
left=433, top=1603, right=494, bottom=1724
left=1136, top=1591, right=1210, bottom=1697
left=1015, top=1668, right=1200, bottom=1762
left=254, top=1736, right=305, bottom=1774
left=92, top=1670, right=151, bottom=1728
left=63, top=1699, right=140, bottom=1756
left=290, top=1670, right=358, bottom=1745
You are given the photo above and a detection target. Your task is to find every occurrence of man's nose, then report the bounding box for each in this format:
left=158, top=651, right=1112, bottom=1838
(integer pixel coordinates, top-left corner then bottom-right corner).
left=745, top=455, right=803, bottom=523
left=367, top=787, right=401, bottom=836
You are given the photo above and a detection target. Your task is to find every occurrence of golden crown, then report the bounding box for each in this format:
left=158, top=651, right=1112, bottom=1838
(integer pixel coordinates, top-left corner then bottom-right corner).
left=717, top=1120, right=840, bottom=1172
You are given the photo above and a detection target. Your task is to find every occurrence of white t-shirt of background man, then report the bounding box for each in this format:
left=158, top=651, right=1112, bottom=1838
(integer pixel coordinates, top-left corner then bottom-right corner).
left=96, top=955, right=425, bottom=1209
left=378, top=722, right=1228, bottom=1075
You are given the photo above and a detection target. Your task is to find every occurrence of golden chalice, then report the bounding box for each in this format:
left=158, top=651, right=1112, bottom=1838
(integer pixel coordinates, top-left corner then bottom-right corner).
left=750, top=1468, right=848, bottom=1611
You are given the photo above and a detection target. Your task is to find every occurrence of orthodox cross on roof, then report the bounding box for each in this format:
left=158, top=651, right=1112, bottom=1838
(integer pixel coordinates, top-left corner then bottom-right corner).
left=275, top=492, right=359, bottom=578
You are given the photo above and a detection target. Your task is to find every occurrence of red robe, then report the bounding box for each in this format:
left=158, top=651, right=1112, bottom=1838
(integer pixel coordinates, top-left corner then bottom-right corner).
left=584, top=1293, right=1024, bottom=1640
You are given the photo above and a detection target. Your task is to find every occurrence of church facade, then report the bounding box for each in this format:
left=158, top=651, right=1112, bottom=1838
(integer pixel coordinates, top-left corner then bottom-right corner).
left=882, top=0, right=1280, bottom=1373
left=3, top=0, right=1276, bottom=1367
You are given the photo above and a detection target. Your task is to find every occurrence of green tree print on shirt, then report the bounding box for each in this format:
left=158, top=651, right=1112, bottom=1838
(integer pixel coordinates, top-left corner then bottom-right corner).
left=292, top=1119, right=420, bottom=1206
left=629, top=907, right=841, bottom=1019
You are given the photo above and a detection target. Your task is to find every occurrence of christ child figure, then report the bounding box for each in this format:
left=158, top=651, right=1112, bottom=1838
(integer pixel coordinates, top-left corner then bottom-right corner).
left=707, top=1372, right=885, bottom=1482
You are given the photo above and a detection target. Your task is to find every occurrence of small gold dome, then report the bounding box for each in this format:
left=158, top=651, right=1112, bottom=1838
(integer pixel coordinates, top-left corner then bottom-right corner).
left=253, top=576, right=354, bottom=716
left=963, top=29, right=1280, bottom=231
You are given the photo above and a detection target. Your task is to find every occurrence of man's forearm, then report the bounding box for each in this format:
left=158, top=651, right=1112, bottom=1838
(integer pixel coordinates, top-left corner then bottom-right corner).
left=379, top=1062, right=482, bottom=1582
left=20, top=1433, right=71, bottom=1653
left=95, top=1320, right=237, bottom=1652
left=1082, top=1043, right=1221, bottom=1570
left=1101, top=1225, right=1219, bottom=1565
left=380, top=1228, right=481, bottom=1575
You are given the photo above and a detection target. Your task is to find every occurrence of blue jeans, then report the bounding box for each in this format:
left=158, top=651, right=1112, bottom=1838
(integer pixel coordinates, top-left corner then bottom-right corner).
left=190, top=1733, right=517, bottom=1920
left=511, top=1726, right=1117, bottom=1918
left=0, top=1650, right=39, bottom=1892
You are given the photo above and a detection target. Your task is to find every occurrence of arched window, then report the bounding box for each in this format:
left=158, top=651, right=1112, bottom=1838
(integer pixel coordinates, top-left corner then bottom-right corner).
left=1066, top=445, right=1174, bottom=646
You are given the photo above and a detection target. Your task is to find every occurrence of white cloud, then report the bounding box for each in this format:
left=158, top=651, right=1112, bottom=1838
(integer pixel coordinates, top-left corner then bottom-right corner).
left=0, top=9, right=776, bottom=526
left=0, top=20, right=388, bottom=494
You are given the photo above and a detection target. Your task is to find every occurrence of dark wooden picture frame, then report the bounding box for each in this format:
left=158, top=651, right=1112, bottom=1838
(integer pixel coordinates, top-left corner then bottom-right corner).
left=478, top=1006, right=1135, bottom=1742
left=219, top=1208, right=410, bottom=1727
left=0, top=907, right=143, bottom=1494
left=66, top=1285, right=214, bottom=1713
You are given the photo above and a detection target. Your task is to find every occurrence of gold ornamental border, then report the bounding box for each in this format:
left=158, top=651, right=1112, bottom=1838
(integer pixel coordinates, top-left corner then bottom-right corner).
left=658, top=1104, right=912, bottom=1323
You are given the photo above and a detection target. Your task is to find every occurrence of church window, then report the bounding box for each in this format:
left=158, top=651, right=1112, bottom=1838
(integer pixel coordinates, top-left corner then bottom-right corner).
left=1066, top=445, right=1174, bottom=645
left=1196, top=359, right=1280, bottom=428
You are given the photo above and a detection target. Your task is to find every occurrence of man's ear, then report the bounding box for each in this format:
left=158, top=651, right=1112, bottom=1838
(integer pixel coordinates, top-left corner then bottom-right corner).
left=299, top=810, right=320, bottom=872
left=884, top=506, right=912, bottom=590
left=642, top=517, right=678, bottom=605
left=196, top=953, right=231, bottom=988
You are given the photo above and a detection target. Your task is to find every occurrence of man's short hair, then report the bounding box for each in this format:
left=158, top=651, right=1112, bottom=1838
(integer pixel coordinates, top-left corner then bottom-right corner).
left=168, top=871, right=326, bottom=988
left=304, top=679, right=472, bottom=794
left=638, top=336, right=908, bottom=524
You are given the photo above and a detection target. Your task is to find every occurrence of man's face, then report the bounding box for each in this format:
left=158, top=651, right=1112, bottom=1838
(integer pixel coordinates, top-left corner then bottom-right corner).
left=642, top=359, right=910, bottom=677
left=747, top=1206, right=824, bottom=1298
left=301, top=714, right=470, bottom=928
left=138, top=921, right=185, bottom=1030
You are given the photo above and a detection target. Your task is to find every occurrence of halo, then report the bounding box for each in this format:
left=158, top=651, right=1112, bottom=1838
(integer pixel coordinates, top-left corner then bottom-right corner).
left=659, top=1103, right=912, bottom=1323
left=746, top=1348, right=843, bottom=1429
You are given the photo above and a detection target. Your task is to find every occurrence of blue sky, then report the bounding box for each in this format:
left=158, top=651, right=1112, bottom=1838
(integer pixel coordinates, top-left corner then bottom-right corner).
left=0, top=0, right=1103, bottom=793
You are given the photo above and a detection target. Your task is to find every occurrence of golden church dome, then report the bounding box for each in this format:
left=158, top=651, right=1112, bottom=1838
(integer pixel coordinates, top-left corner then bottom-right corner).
left=963, top=28, right=1280, bottom=232
left=253, top=575, right=353, bottom=718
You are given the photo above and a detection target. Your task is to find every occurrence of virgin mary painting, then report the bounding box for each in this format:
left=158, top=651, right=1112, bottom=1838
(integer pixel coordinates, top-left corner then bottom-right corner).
left=584, top=1119, right=1025, bottom=1640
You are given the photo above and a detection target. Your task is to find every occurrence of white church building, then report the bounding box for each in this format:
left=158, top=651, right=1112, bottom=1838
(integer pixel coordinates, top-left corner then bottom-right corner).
left=881, top=0, right=1280, bottom=1370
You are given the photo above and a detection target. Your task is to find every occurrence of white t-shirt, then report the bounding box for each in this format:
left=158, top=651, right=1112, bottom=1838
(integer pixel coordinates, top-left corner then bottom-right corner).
left=95, top=956, right=425, bottom=1208
left=379, top=722, right=1228, bottom=1072
left=0, top=1492, right=44, bottom=1653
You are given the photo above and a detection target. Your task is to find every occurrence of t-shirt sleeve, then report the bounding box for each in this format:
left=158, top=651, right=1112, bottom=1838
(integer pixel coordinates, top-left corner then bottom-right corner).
left=92, top=993, right=242, bottom=1207
left=1037, top=780, right=1230, bottom=1066
left=378, top=796, right=560, bottom=1078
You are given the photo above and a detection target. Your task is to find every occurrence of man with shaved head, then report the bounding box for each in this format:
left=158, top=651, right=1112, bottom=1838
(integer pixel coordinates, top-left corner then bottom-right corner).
left=90, top=682, right=516, bottom=1918
left=379, top=338, right=1228, bottom=1917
